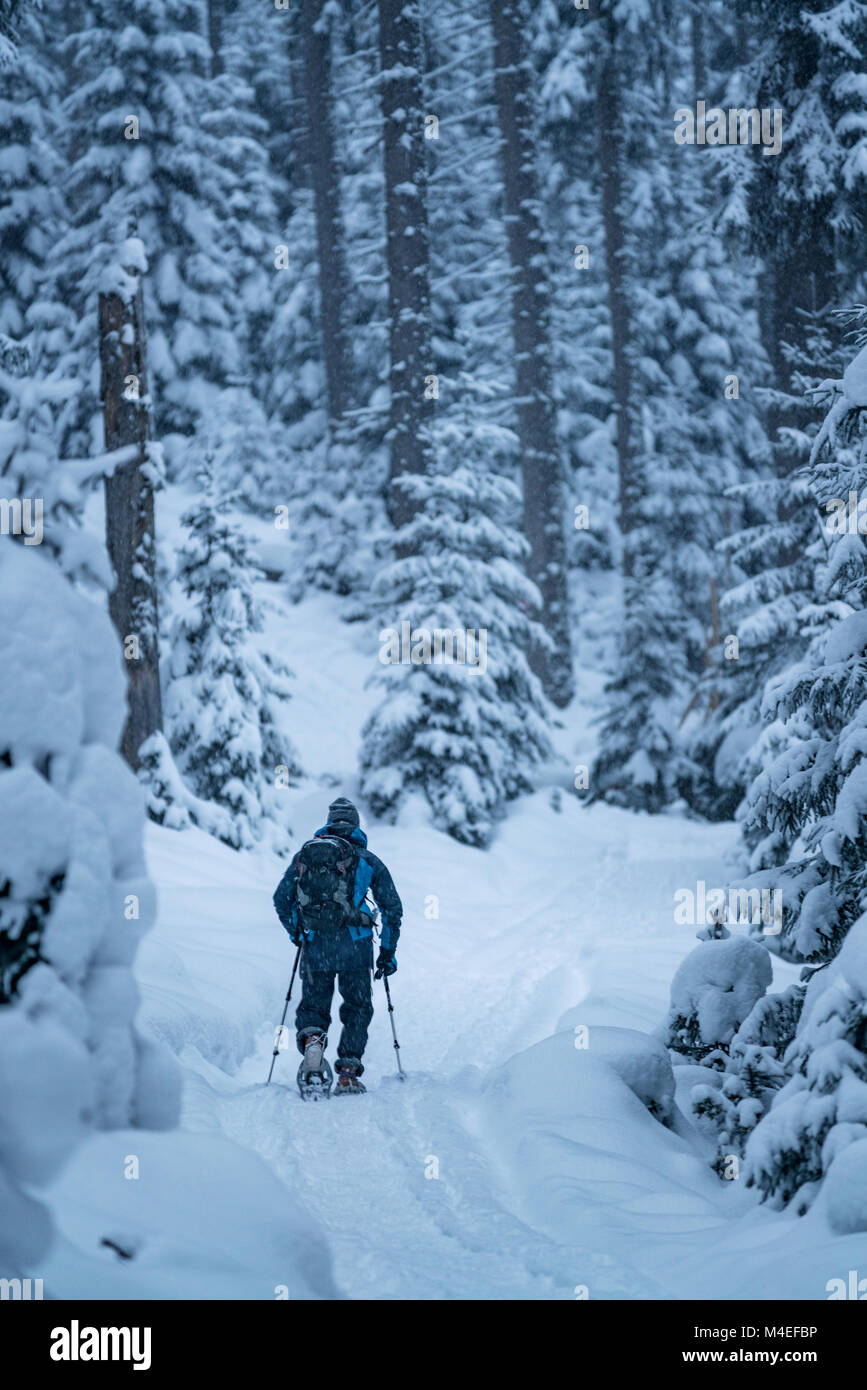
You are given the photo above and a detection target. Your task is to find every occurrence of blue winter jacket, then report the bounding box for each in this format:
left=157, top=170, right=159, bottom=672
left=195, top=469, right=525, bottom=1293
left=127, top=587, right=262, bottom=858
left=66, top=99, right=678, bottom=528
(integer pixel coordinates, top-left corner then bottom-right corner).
left=273, top=824, right=403, bottom=951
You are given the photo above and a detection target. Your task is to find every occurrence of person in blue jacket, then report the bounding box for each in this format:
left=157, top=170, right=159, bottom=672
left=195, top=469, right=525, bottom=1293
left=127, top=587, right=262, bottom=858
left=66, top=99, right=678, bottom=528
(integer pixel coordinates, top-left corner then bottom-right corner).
left=273, top=798, right=402, bottom=1087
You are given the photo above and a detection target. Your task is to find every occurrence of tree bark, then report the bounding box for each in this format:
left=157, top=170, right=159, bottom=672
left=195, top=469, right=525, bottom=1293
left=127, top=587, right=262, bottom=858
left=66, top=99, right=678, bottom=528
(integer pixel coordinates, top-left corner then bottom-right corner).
left=301, top=0, right=354, bottom=425
left=99, top=262, right=163, bottom=771
left=489, top=0, right=574, bottom=707
left=377, top=0, right=434, bottom=531
left=596, top=24, right=638, bottom=579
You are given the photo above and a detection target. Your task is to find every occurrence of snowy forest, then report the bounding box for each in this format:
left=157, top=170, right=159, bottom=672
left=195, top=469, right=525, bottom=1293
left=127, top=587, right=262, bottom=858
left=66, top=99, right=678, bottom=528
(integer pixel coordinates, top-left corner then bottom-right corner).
left=3, top=0, right=867, bottom=1314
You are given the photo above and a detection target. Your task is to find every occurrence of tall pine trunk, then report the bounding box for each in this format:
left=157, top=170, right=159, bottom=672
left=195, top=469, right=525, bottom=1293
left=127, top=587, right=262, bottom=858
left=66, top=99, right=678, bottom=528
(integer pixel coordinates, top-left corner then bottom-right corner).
left=377, top=0, right=434, bottom=531
left=489, top=0, right=573, bottom=707
left=99, top=259, right=163, bottom=772
left=301, top=0, right=354, bottom=425
left=596, top=22, right=637, bottom=582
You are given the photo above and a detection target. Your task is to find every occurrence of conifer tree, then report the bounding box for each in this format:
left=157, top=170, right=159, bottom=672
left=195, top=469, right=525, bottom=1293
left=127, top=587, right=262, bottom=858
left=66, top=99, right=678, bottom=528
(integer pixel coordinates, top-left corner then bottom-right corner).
left=56, top=0, right=248, bottom=453
left=154, top=460, right=300, bottom=851
left=360, top=407, right=552, bottom=846
left=489, top=0, right=574, bottom=707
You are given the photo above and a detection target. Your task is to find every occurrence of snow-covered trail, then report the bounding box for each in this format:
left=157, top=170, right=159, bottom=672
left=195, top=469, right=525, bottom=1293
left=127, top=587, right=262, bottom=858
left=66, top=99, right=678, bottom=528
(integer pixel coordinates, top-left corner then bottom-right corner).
left=42, top=592, right=862, bottom=1301
left=136, top=790, right=759, bottom=1301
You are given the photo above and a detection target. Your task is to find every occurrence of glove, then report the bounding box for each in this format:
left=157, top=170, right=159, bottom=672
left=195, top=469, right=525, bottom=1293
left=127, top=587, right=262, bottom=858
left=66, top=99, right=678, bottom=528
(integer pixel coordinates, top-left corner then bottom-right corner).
left=374, top=948, right=397, bottom=980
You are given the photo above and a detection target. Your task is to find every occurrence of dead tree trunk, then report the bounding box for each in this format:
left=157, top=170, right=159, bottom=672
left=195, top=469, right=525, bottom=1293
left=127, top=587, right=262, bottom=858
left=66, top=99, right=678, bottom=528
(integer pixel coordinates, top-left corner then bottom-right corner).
left=489, top=0, right=574, bottom=707
left=301, top=0, right=354, bottom=425
left=99, top=260, right=163, bottom=772
left=377, top=0, right=434, bottom=531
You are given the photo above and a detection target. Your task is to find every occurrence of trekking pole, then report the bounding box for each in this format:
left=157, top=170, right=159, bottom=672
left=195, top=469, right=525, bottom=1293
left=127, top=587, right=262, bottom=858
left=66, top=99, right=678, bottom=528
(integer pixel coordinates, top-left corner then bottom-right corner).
left=266, top=943, right=302, bottom=1085
left=382, top=974, right=405, bottom=1080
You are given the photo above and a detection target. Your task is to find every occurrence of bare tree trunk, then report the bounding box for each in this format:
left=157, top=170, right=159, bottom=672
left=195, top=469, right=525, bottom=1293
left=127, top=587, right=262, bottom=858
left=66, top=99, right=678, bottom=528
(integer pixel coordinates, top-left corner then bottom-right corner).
left=99, top=261, right=163, bottom=772
left=489, top=0, right=574, bottom=707
left=596, top=25, right=638, bottom=580
left=301, top=0, right=354, bottom=425
left=377, top=0, right=434, bottom=531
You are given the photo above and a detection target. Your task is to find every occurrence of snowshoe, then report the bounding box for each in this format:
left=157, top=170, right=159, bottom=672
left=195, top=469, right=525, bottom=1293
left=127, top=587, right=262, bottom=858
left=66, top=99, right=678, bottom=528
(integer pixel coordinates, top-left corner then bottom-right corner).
left=297, top=1033, right=333, bottom=1102
left=335, top=1072, right=366, bottom=1095
left=334, top=1059, right=366, bottom=1096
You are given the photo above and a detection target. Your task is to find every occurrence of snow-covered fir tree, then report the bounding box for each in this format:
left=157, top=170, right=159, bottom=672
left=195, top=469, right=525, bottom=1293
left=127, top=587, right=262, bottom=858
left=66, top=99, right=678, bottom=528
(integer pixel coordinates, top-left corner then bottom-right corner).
left=0, top=2, right=68, bottom=355
left=733, top=0, right=867, bottom=388
left=736, top=339, right=867, bottom=961
left=744, top=917, right=867, bottom=1212
left=697, top=0, right=867, bottom=824
left=534, top=1, right=619, bottom=578
left=55, top=0, right=255, bottom=457
left=0, top=537, right=180, bottom=1278
left=691, top=979, right=806, bottom=1179
left=590, top=2, right=769, bottom=814
left=693, top=334, right=867, bottom=1206
left=691, top=316, right=837, bottom=835
left=0, top=350, right=115, bottom=584
left=360, top=413, right=553, bottom=846
left=261, top=0, right=387, bottom=603
left=149, top=461, right=300, bottom=852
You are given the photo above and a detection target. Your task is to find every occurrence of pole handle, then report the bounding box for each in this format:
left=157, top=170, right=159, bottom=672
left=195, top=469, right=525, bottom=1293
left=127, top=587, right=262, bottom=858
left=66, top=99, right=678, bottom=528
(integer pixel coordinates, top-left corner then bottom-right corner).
left=265, top=942, right=302, bottom=1086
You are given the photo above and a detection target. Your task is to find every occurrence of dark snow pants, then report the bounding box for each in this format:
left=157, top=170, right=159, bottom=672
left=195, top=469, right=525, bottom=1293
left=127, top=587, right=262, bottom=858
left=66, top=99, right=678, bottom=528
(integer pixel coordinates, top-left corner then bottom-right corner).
left=295, top=929, right=374, bottom=1071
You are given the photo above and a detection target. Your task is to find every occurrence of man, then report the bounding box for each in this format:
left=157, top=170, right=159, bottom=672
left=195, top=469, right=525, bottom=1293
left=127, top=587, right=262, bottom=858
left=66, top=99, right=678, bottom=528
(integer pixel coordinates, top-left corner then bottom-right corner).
left=273, top=798, right=402, bottom=1097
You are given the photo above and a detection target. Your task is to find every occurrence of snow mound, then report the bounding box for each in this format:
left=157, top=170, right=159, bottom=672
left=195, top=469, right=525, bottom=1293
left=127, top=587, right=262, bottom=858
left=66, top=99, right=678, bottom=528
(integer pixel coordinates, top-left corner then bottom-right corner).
left=821, top=1138, right=867, bottom=1235
left=665, top=935, right=772, bottom=1058
left=559, top=1019, right=676, bottom=1123
left=43, top=1129, right=340, bottom=1300
left=475, top=1029, right=722, bottom=1296
left=0, top=1011, right=92, bottom=1272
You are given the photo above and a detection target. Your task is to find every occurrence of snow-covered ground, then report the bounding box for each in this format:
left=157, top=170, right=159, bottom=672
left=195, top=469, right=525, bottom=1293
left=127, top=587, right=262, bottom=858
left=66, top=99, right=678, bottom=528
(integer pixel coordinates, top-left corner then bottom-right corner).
left=40, top=587, right=867, bottom=1300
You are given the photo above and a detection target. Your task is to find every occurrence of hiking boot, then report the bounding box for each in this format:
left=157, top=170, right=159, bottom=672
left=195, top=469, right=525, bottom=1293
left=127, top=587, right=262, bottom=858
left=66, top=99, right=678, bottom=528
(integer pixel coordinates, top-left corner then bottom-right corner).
left=334, top=1057, right=366, bottom=1095
left=335, top=1071, right=366, bottom=1095
left=297, top=1032, right=332, bottom=1100
left=302, top=1032, right=326, bottom=1073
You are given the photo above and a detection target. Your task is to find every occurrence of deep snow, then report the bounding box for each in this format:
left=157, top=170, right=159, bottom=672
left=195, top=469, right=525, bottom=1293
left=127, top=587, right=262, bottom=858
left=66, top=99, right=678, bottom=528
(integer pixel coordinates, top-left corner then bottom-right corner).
left=39, top=584, right=867, bottom=1300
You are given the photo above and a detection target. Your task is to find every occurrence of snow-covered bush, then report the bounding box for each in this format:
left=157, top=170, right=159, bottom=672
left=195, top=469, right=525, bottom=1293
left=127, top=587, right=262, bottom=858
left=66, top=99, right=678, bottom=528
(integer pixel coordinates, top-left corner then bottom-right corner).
left=360, top=428, right=553, bottom=846
left=745, top=913, right=867, bottom=1212
left=664, top=933, right=772, bottom=1064
left=152, top=463, right=300, bottom=852
left=691, top=981, right=805, bottom=1176
left=0, top=539, right=179, bottom=1276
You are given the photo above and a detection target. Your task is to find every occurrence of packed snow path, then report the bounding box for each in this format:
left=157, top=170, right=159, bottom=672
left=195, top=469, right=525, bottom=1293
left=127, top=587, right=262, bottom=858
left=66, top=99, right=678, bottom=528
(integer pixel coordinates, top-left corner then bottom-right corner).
left=43, top=783, right=864, bottom=1300
left=133, top=790, right=807, bottom=1301
left=39, top=586, right=867, bottom=1300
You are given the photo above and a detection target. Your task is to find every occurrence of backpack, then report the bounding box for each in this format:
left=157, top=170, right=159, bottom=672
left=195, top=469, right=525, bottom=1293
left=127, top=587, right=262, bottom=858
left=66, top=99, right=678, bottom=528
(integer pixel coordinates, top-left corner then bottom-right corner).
left=294, top=836, right=362, bottom=931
